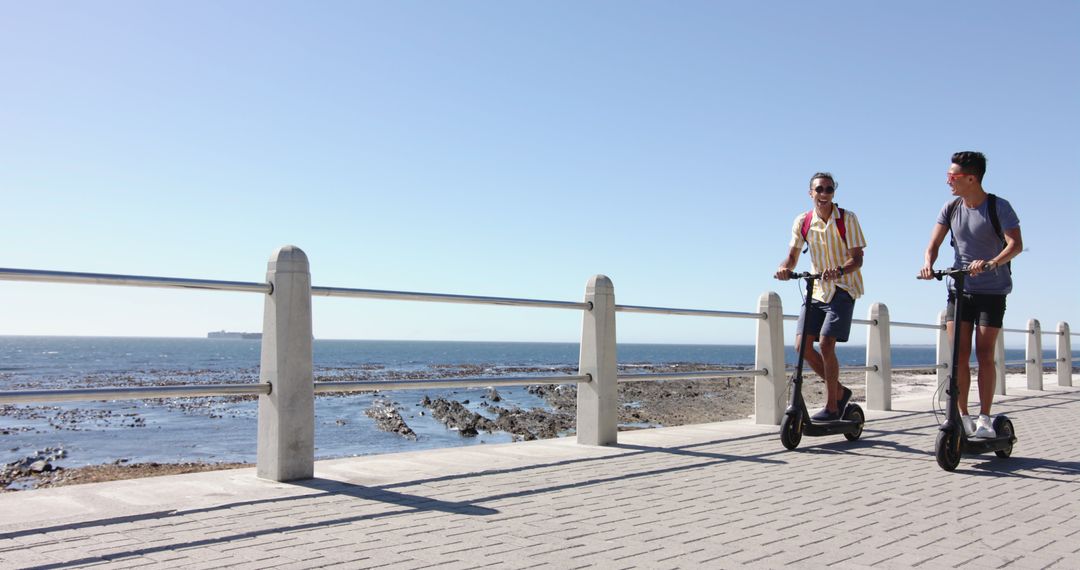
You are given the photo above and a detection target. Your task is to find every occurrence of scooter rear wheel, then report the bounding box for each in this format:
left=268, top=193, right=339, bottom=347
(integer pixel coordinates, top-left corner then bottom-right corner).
left=935, top=429, right=962, bottom=471
left=843, top=405, right=864, bottom=441
left=993, top=416, right=1015, bottom=458
left=780, top=414, right=802, bottom=450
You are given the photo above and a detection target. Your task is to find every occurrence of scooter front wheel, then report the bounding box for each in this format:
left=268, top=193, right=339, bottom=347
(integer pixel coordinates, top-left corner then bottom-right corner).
left=780, top=414, right=802, bottom=450
left=935, top=429, right=962, bottom=471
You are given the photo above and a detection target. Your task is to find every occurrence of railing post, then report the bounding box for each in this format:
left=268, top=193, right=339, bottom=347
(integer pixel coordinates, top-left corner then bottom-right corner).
left=936, top=310, right=950, bottom=403
left=754, top=292, right=786, bottom=425
left=577, top=275, right=617, bottom=446
left=865, top=303, right=891, bottom=411
left=1026, top=318, right=1042, bottom=390
left=257, top=246, right=314, bottom=482
left=994, top=332, right=1006, bottom=396
left=1057, top=322, right=1072, bottom=387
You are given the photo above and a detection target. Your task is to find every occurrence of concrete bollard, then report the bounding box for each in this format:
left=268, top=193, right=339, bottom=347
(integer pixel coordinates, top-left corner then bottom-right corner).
left=754, top=292, right=786, bottom=425
left=1058, top=322, right=1072, bottom=387
left=865, top=303, right=891, bottom=411
left=257, top=246, right=315, bottom=482
left=577, top=275, right=617, bottom=446
left=994, top=332, right=1006, bottom=396
left=1027, top=319, right=1042, bottom=390
left=936, top=309, right=950, bottom=403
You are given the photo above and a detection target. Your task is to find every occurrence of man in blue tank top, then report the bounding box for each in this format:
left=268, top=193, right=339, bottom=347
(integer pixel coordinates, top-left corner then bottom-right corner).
left=918, top=151, right=1023, bottom=438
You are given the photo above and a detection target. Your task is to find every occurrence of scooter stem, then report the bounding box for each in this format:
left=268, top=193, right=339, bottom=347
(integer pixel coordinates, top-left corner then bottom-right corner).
left=793, top=275, right=816, bottom=378
left=945, top=271, right=966, bottom=433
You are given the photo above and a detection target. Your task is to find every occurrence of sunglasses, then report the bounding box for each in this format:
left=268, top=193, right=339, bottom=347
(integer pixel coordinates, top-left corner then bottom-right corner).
left=812, top=186, right=836, bottom=194
left=947, top=172, right=970, bottom=181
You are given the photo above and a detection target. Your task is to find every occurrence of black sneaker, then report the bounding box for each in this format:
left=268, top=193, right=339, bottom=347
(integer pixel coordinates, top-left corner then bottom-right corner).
left=811, top=407, right=840, bottom=422
left=837, top=386, right=853, bottom=415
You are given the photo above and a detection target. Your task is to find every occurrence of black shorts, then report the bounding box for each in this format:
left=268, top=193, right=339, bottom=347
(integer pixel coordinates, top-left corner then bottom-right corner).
left=945, top=291, right=1007, bottom=328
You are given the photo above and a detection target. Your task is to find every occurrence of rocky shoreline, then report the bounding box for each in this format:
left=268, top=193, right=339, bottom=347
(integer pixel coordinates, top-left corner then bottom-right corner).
left=4, top=363, right=1042, bottom=493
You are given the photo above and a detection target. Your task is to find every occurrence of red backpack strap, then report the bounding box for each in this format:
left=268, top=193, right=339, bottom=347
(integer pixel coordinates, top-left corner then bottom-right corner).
left=799, top=210, right=812, bottom=252
left=836, top=207, right=847, bottom=245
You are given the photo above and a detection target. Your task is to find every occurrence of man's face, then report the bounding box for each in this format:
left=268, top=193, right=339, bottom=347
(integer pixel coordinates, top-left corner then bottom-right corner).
left=946, top=163, right=977, bottom=195
left=808, top=177, right=836, bottom=208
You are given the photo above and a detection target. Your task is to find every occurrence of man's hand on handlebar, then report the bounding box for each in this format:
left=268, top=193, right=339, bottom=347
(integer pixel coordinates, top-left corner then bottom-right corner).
left=775, top=269, right=821, bottom=281
left=968, top=259, right=996, bottom=276
left=821, top=266, right=843, bottom=281
left=917, top=264, right=935, bottom=280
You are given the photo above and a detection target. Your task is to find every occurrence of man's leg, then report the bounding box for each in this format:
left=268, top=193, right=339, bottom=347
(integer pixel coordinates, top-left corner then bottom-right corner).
left=816, top=290, right=853, bottom=413
left=946, top=320, right=975, bottom=416
left=819, top=335, right=840, bottom=412
left=795, top=301, right=827, bottom=380
left=974, top=325, right=1001, bottom=416
left=799, top=334, right=827, bottom=379
left=801, top=334, right=842, bottom=412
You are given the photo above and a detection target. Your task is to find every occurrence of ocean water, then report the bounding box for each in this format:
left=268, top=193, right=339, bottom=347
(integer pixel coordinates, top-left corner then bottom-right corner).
left=0, top=337, right=1055, bottom=468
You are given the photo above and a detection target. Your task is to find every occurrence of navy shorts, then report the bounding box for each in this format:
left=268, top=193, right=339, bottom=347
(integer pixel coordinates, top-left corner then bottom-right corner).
left=796, top=288, right=856, bottom=343
left=946, top=291, right=1006, bottom=328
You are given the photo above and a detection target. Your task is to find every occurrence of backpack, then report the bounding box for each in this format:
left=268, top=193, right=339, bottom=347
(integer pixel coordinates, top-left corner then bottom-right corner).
left=944, top=193, right=1009, bottom=272
left=800, top=207, right=846, bottom=254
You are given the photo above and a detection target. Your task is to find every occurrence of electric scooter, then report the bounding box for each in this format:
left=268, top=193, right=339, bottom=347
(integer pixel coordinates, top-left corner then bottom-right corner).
left=779, top=271, right=865, bottom=450
left=922, top=267, right=1017, bottom=471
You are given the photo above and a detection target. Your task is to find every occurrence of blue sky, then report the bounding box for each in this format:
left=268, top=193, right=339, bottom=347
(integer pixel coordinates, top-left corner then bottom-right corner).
left=2, top=1, right=1077, bottom=347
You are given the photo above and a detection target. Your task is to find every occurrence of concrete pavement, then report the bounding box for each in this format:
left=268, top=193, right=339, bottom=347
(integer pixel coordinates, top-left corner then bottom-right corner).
left=2, top=382, right=1078, bottom=569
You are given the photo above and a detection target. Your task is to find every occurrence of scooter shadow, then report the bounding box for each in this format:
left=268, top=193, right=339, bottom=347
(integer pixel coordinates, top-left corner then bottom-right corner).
left=965, top=455, right=1080, bottom=482
left=798, top=437, right=1080, bottom=481
left=795, top=432, right=932, bottom=460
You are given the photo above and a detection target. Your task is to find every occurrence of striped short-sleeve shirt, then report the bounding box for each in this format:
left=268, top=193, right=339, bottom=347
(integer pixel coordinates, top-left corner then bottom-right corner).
left=789, top=206, right=868, bottom=302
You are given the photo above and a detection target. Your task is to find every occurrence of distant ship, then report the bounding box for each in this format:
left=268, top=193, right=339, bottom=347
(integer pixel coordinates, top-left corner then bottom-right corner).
left=207, top=330, right=262, bottom=340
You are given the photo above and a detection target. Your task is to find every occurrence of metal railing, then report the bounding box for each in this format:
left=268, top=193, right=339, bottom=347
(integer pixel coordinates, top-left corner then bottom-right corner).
left=311, top=285, right=589, bottom=311
left=0, top=247, right=1076, bottom=482
left=891, top=363, right=949, bottom=371
left=617, top=304, right=765, bottom=319
left=0, top=268, right=276, bottom=406
left=783, top=314, right=876, bottom=326
left=0, top=267, right=270, bottom=294
left=0, top=384, right=270, bottom=405
left=618, top=369, right=767, bottom=383
left=313, top=374, right=591, bottom=394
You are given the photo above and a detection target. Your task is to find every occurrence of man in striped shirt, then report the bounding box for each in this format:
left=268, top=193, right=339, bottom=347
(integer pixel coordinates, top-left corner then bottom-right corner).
left=775, top=172, right=868, bottom=421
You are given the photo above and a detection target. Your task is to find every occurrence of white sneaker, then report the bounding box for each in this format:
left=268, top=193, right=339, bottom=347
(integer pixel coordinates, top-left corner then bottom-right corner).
left=974, top=414, right=996, bottom=438
left=961, top=415, right=976, bottom=437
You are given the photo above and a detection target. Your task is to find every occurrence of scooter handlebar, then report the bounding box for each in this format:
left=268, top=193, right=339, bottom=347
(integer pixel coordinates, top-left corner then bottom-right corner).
left=918, top=267, right=969, bottom=280
left=787, top=271, right=822, bottom=280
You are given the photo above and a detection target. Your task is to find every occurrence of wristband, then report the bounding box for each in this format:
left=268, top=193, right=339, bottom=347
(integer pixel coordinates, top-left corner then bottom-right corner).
left=837, top=266, right=844, bottom=276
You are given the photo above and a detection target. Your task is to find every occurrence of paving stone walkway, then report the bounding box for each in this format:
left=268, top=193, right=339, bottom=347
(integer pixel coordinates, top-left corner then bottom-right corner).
left=2, top=385, right=1078, bottom=569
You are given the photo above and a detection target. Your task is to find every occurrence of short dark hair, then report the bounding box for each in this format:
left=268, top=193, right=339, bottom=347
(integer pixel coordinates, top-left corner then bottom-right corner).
left=809, top=172, right=837, bottom=189
left=951, top=151, right=987, bottom=182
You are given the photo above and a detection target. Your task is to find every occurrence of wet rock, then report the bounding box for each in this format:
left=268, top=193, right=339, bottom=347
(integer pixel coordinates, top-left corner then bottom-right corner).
left=484, top=388, right=502, bottom=402
left=364, top=399, right=417, bottom=440
left=422, top=398, right=495, bottom=437
left=2, top=447, right=67, bottom=489
left=487, top=405, right=573, bottom=441
left=29, top=460, right=50, bottom=473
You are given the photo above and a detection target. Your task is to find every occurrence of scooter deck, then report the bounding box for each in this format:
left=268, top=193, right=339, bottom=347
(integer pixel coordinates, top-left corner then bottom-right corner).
left=962, top=434, right=1017, bottom=455
left=802, top=419, right=862, bottom=437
